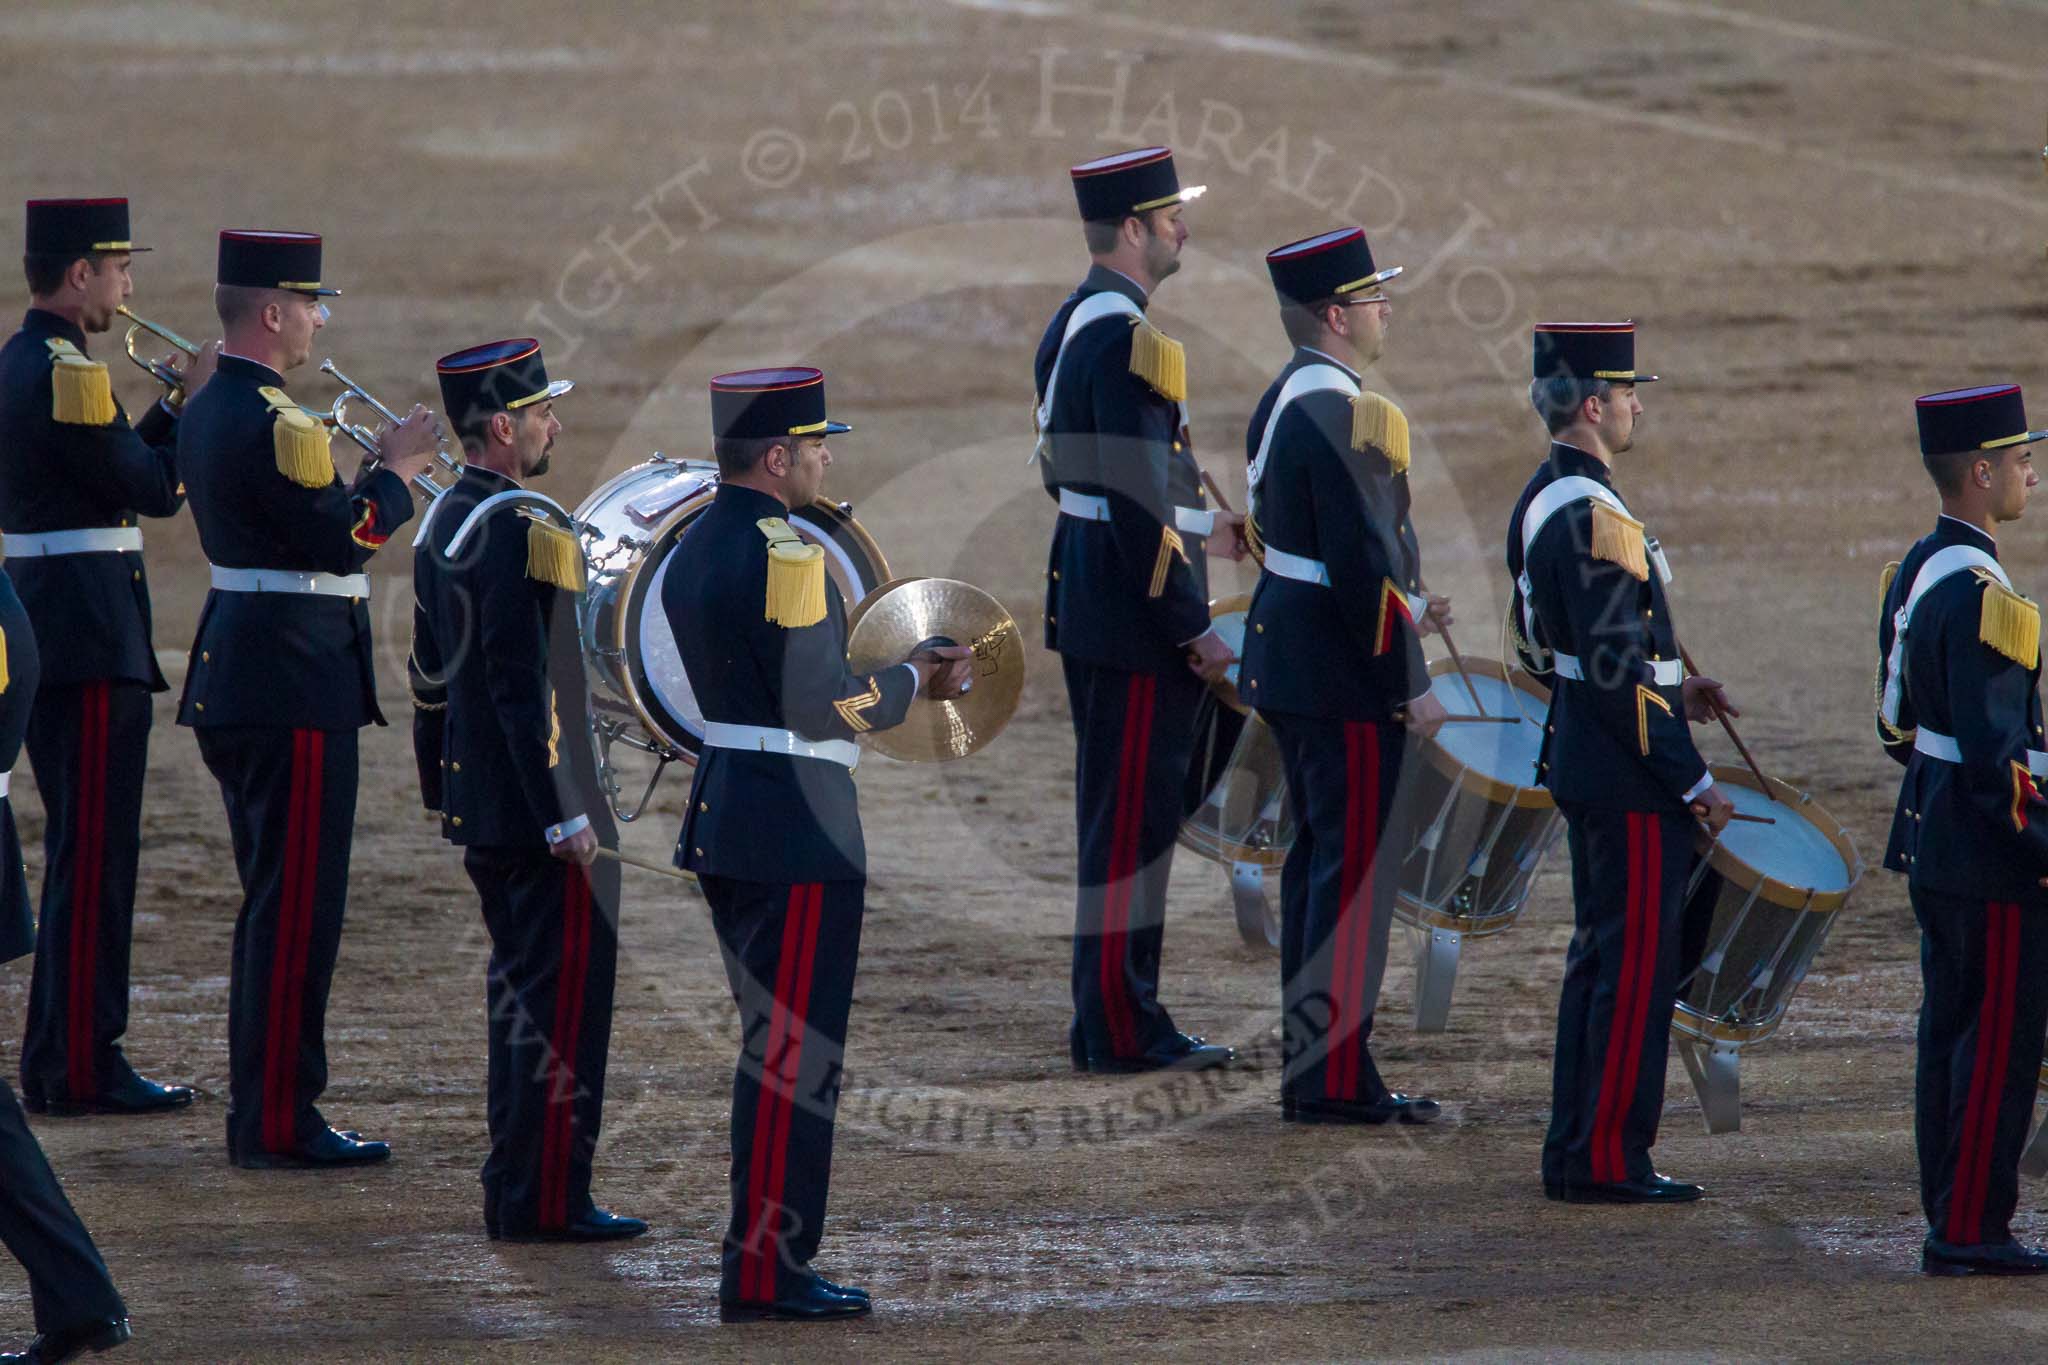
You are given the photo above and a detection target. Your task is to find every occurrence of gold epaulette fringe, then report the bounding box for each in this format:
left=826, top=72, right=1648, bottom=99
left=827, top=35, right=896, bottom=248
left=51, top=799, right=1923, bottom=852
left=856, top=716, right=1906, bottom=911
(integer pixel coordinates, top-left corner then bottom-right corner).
left=1590, top=502, right=1649, bottom=581
left=1148, top=524, right=1187, bottom=598
left=1350, top=391, right=1410, bottom=475
left=1878, top=560, right=1901, bottom=612
left=257, top=385, right=334, bottom=488
left=758, top=517, right=827, bottom=627
left=1979, top=577, right=2041, bottom=668
left=1127, top=319, right=1187, bottom=403
left=526, top=519, right=586, bottom=592
left=0, top=626, right=10, bottom=694
left=47, top=340, right=115, bottom=426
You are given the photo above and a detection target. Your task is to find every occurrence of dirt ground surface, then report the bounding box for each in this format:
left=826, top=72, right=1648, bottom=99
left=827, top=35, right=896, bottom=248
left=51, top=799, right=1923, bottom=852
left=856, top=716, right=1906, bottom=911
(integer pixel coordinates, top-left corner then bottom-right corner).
left=2, top=0, right=2047, bottom=1359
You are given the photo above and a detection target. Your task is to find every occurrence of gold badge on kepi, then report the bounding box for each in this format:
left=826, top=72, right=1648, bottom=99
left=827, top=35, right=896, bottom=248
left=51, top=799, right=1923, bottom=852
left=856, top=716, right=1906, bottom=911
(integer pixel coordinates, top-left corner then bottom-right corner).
left=844, top=577, right=1023, bottom=762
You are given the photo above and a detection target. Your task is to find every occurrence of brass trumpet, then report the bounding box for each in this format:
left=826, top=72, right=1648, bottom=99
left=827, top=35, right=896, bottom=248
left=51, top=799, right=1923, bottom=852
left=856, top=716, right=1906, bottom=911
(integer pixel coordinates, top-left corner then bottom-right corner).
left=317, top=359, right=463, bottom=500
left=116, top=306, right=200, bottom=394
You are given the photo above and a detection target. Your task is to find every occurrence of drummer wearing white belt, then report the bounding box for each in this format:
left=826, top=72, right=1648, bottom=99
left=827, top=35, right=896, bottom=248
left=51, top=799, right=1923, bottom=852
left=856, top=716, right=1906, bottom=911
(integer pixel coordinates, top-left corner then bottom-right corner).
left=1878, top=383, right=2048, bottom=1277
left=1512, top=322, right=1735, bottom=1206
left=1238, top=226, right=1448, bottom=1127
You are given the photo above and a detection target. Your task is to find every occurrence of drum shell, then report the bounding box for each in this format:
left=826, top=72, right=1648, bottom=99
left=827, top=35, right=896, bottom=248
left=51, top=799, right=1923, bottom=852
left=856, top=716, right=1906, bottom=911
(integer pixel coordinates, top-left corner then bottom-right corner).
left=1177, top=690, right=1292, bottom=868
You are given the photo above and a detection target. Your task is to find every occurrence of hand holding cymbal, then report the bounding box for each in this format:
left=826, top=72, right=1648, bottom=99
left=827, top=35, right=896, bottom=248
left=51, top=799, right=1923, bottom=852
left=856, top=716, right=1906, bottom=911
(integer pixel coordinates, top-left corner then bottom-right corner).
left=846, top=577, right=1024, bottom=762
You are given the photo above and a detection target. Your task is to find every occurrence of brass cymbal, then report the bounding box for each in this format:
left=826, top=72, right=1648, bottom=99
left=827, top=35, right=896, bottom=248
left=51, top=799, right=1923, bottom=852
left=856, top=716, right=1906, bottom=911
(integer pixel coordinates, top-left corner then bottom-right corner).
left=845, top=576, right=1025, bottom=762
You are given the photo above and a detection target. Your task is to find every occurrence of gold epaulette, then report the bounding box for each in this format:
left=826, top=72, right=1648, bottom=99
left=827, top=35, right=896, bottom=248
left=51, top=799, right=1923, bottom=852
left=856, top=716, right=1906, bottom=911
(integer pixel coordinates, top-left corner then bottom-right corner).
left=1147, top=524, right=1187, bottom=598
left=45, top=339, right=115, bottom=426
left=0, top=625, right=10, bottom=694
left=1127, top=318, right=1187, bottom=403
left=1350, top=391, right=1410, bottom=475
left=757, top=517, right=826, bottom=627
left=1590, top=502, right=1649, bottom=581
left=526, top=519, right=586, bottom=592
left=1877, top=560, right=1901, bottom=612
left=1974, top=569, right=2041, bottom=667
left=258, top=385, right=334, bottom=488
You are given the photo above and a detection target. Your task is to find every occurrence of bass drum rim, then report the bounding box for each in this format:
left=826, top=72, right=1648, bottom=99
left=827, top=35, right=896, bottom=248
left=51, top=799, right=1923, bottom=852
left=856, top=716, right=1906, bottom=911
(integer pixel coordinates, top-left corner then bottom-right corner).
left=1690, top=761, right=1860, bottom=914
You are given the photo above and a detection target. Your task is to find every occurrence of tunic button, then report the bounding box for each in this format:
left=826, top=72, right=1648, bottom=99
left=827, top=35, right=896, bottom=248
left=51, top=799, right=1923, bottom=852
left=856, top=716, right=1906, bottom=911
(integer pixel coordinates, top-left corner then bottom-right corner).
left=452, top=816, right=463, bottom=827
left=195, top=702, right=204, bottom=712
left=1249, top=679, right=1258, bottom=688
left=439, top=759, right=447, bottom=768
left=1548, top=724, right=1556, bottom=733
left=201, top=651, right=210, bottom=662
left=451, top=762, right=461, bottom=773
left=132, top=571, right=141, bottom=581
left=1052, top=571, right=1060, bottom=581
left=1255, top=623, right=1265, bottom=634
left=694, top=847, right=704, bottom=858
left=1173, top=441, right=1183, bottom=452
left=1047, top=616, right=1055, bottom=626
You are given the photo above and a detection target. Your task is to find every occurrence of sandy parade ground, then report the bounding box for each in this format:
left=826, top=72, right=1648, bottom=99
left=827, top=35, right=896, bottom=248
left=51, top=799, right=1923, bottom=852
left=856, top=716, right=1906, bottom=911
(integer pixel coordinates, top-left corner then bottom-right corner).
left=2, top=0, right=2048, bottom=1359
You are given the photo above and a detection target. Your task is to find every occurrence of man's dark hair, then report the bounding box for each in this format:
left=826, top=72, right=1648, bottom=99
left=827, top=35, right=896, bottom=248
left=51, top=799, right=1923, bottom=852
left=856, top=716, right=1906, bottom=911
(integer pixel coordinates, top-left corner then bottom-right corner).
left=1529, top=377, right=1613, bottom=435
left=1280, top=300, right=1336, bottom=349
left=1924, top=446, right=1990, bottom=497
left=23, top=251, right=105, bottom=297
left=214, top=283, right=289, bottom=328
left=1082, top=217, right=1127, bottom=254
left=715, top=434, right=785, bottom=478
left=451, top=405, right=505, bottom=456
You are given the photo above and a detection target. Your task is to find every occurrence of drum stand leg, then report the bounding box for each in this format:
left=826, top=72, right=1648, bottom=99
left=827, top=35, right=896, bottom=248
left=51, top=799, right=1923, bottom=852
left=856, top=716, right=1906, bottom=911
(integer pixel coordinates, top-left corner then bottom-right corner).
left=2021, top=1099, right=2048, bottom=1179
left=1412, top=926, right=1463, bottom=1033
left=1677, top=1038, right=1743, bottom=1135
left=1230, top=861, right=1279, bottom=950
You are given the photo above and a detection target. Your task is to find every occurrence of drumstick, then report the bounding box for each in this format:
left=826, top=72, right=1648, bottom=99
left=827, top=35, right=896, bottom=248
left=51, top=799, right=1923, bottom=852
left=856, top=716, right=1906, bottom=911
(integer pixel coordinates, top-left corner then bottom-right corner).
left=1727, top=811, right=1776, bottom=825
left=1421, top=581, right=1488, bottom=717
left=1677, top=643, right=1778, bottom=803
left=595, top=846, right=698, bottom=883
left=1438, top=714, right=1519, bottom=725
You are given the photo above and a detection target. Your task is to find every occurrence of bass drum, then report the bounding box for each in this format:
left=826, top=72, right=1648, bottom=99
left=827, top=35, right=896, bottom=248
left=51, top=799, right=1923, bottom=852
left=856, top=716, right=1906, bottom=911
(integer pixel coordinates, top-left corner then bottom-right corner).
left=576, top=455, right=891, bottom=763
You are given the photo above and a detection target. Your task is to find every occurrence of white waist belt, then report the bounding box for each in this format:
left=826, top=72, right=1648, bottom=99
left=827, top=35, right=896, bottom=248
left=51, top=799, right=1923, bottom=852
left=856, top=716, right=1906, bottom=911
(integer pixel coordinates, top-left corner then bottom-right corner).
left=1057, top=489, right=1214, bottom=538
left=1914, top=727, right=2048, bottom=777
left=0, top=772, right=10, bottom=800
left=5, top=527, right=143, bottom=557
left=1262, top=546, right=1331, bottom=586
left=209, top=566, right=370, bottom=598
left=1552, top=651, right=1683, bottom=688
left=701, top=721, right=860, bottom=770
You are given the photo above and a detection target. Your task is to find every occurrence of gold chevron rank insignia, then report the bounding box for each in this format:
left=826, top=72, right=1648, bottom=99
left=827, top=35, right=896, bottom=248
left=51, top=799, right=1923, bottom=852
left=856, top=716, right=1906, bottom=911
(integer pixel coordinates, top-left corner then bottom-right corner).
left=833, top=676, right=883, bottom=732
left=1147, top=524, right=1188, bottom=598
left=1635, top=683, right=1673, bottom=756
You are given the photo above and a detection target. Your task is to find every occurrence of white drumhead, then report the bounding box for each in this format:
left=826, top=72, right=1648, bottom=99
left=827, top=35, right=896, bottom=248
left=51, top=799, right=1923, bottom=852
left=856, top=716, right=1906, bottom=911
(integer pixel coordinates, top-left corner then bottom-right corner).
left=638, top=548, right=703, bottom=740
left=1713, top=784, right=1853, bottom=893
left=1212, top=609, right=1246, bottom=692
left=1426, top=670, right=1543, bottom=784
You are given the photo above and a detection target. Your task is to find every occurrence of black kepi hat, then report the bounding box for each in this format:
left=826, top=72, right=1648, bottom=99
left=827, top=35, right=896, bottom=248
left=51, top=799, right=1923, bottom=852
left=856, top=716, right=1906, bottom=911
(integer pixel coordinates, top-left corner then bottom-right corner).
left=1916, top=384, right=2048, bottom=456
left=25, top=198, right=149, bottom=256
left=1532, top=321, right=1658, bottom=384
left=217, top=229, right=339, bottom=296
left=1265, top=226, right=1400, bottom=306
left=710, top=367, right=850, bottom=441
left=1069, top=147, right=1206, bottom=222
left=436, top=339, right=573, bottom=426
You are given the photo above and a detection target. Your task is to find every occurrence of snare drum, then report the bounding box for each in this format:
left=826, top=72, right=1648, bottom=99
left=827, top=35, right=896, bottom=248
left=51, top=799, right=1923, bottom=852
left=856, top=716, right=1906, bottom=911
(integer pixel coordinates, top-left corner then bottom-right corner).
left=1674, top=763, right=1860, bottom=1048
left=575, top=456, right=890, bottom=760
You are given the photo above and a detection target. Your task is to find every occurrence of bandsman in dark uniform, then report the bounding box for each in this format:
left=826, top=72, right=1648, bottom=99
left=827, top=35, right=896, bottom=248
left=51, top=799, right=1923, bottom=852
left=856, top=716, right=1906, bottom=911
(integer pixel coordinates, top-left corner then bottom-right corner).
left=407, top=339, right=641, bottom=1244
left=1876, top=384, right=2048, bottom=1276
left=176, top=230, right=438, bottom=1168
left=1035, top=147, right=1241, bottom=1074
left=666, top=368, right=970, bottom=1321
left=0, top=198, right=206, bottom=1116
left=1507, top=322, right=1735, bottom=1204
left=1239, top=228, right=1448, bottom=1125
left=0, top=574, right=133, bottom=1361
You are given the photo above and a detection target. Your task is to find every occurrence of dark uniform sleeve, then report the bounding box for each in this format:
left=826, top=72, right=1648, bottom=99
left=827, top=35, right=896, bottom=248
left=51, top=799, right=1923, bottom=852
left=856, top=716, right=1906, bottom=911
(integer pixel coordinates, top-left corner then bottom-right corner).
left=1299, top=396, right=1428, bottom=704
left=57, top=385, right=184, bottom=518
left=1876, top=561, right=1914, bottom=767
left=408, top=592, right=447, bottom=815
left=781, top=598, right=919, bottom=742
left=1543, top=504, right=1708, bottom=801
left=253, top=455, right=414, bottom=576
left=1944, top=584, right=2048, bottom=869
left=473, top=517, right=573, bottom=832
left=1091, top=330, right=1210, bottom=647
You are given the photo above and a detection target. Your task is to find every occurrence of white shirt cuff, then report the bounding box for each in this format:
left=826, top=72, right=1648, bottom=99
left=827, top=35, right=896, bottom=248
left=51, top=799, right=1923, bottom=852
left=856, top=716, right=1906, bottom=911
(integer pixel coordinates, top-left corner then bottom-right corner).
left=898, top=661, right=922, bottom=698
left=1180, top=625, right=1220, bottom=649
left=1679, top=771, right=1714, bottom=804
left=545, top=814, right=591, bottom=844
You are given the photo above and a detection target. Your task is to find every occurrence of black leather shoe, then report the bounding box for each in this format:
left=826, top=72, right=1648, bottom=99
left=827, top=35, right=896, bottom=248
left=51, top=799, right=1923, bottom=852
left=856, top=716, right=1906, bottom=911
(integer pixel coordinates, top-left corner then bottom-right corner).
left=813, top=1273, right=870, bottom=1304
left=1922, top=1238, right=2048, bottom=1277
left=720, top=1273, right=873, bottom=1323
left=1, top=1315, right=130, bottom=1362
left=1284, top=1093, right=1440, bottom=1126
left=34, top=1072, right=193, bottom=1118
left=1554, top=1174, right=1704, bottom=1204
left=500, top=1208, right=648, bottom=1244
left=234, top=1126, right=391, bottom=1170
left=1083, top=1032, right=1235, bottom=1074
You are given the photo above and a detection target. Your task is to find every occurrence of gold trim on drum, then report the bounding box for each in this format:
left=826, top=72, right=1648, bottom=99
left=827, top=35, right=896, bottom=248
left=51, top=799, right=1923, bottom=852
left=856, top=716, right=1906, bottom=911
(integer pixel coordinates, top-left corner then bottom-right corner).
left=1669, top=1013, right=1782, bottom=1047
left=1206, top=592, right=1253, bottom=716
left=1691, top=763, right=1861, bottom=914
left=806, top=494, right=892, bottom=589
left=1415, top=656, right=1556, bottom=811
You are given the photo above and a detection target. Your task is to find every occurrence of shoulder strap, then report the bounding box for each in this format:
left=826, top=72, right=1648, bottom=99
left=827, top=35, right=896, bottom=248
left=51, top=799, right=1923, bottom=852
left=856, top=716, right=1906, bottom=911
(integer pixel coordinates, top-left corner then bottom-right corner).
left=1879, top=544, right=2009, bottom=726
left=1516, top=475, right=1637, bottom=644
left=1030, top=291, right=1159, bottom=466
left=1246, top=363, right=1358, bottom=490
left=441, top=488, right=576, bottom=559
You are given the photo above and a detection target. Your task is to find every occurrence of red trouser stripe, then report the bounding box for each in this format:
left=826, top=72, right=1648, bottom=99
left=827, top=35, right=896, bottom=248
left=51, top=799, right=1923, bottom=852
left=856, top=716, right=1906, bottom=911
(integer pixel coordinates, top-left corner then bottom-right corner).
left=1330, top=722, right=1382, bottom=1100
left=1099, top=674, right=1154, bottom=1059
left=1949, top=900, right=2020, bottom=1245
left=762, top=883, right=823, bottom=1285
left=66, top=682, right=110, bottom=1100
left=1606, top=814, right=1662, bottom=1182
left=539, top=866, right=593, bottom=1230
left=1590, top=813, right=1649, bottom=1183
left=264, top=730, right=323, bottom=1152
left=743, top=885, right=819, bottom=1301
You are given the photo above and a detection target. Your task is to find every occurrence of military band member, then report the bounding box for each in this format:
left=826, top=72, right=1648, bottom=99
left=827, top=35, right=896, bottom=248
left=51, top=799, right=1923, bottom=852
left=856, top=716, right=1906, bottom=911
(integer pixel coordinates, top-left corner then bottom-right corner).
left=1036, top=147, right=1241, bottom=1074
left=1876, top=384, right=2048, bottom=1276
left=176, top=230, right=438, bottom=1168
left=1239, top=228, right=1447, bottom=1124
left=0, top=574, right=133, bottom=1362
left=407, top=339, right=641, bottom=1244
left=1508, top=322, right=1735, bottom=1204
left=0, top=198, right=207, bottom=1116
left=666, top=368, right=970, bottom=1321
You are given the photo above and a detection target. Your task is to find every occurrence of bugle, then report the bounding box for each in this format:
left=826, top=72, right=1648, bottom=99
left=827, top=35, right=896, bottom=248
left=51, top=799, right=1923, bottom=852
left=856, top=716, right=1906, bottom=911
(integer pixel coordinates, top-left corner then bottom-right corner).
left=115, top=305, right=199, bottom=394
left=317, top=358, right=463, bottom=499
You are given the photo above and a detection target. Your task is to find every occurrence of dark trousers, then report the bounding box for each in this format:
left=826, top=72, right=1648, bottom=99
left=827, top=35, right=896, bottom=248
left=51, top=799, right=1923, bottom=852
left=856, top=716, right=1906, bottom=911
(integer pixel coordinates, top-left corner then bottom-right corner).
left=195, top=726, right=359, bottom=1159
left=464, top=845, right=620, bottom=1235
left=1913, top=887, right=2048, bottom=1249
left=1267, top=712, right=1409, bottom=1104
left=702, top=874, right=863, bottom=1303
left=0, top=1077, right=123, bottom=1333
left=1061, top=655, right=1202, bottom=1064
left=1543, top=804, right=1693, bottom=1186
left=21, top=681, right=151, bottom=1102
